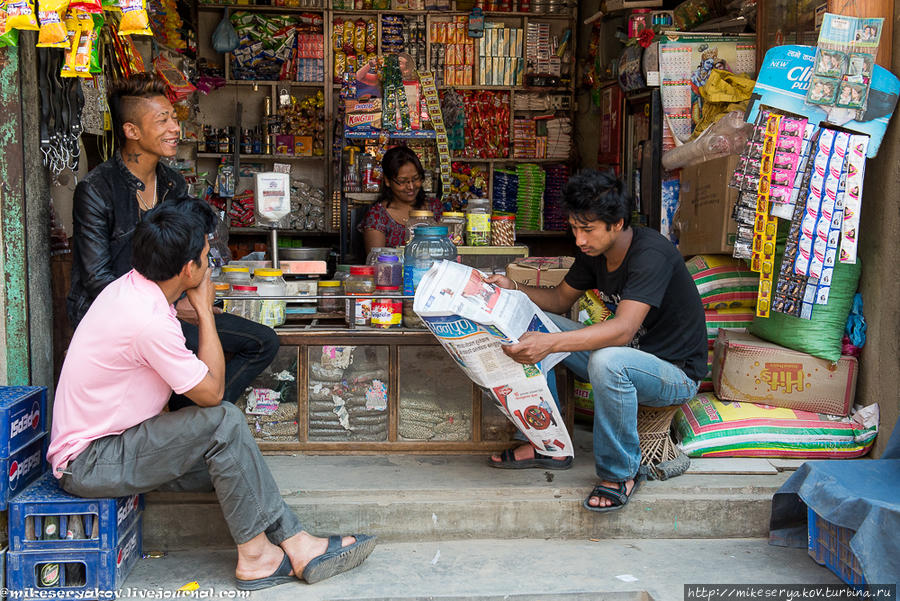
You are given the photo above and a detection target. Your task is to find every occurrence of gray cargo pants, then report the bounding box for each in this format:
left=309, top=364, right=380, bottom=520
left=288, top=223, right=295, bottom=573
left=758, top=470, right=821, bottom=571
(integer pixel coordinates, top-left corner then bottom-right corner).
left=60, top=403, right=303, bottom=545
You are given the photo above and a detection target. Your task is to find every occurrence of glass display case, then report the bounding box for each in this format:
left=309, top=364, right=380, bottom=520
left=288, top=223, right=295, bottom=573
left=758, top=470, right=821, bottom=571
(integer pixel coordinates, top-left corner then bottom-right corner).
left=237, top=329, right=573, bottom=453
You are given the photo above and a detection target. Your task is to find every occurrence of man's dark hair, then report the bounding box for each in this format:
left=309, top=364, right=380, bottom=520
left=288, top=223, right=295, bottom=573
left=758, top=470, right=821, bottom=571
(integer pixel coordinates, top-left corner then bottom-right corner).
left=132, top=200, right=217, bottom=282
left=107, top=73, right=169, bottom=149
left=562, top=169, right=632, bottom=229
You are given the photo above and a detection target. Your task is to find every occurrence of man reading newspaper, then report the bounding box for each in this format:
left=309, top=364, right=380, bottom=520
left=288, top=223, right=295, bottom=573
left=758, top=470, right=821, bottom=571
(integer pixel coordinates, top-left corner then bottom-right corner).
left=486, top=169, right=707, bottom=513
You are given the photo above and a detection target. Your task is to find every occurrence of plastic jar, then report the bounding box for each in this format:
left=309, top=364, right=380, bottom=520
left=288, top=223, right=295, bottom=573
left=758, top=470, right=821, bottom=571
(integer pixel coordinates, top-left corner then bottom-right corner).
left=491, top=214, right=516, bottom=246
left=345, top=265, right=376, bottom=326
left=214, top=282, right=230, bottom=300
left=317, top=280, right=343, bottom=313
left=441, top=211, right=465, bottom=246
left=371, top=286, right=402, bottom=328
left=403, top=226, right=457, bottom=328
left=334, top=264, right=353, bottom=284
left=465, top=199, right=491, bottom=246
left=406, top=209, right=435, bottom=243
left=376, top=254, right=402, bottom=288
left=253, top=268, right=287, bottom=327
left=222, top=265, right=252, bottom=287
left=225, top=285, right=259, bottom=322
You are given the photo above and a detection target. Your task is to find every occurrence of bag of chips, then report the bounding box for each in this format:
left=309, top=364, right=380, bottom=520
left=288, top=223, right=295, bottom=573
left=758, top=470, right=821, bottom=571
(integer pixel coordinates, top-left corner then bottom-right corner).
left=154, top=53, right=196, bottom=103
left=116, top=0, right=149, bottom=35
left=6, top=0, right=40, bottom=31
left=37, top=0, right=69, bottom=48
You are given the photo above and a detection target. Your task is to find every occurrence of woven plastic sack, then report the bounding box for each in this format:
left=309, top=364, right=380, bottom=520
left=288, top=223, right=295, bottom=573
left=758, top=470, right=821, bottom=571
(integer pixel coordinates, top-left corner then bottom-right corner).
left=686, top=254, right=759, bottom=309
left=675, top=392, right=878, bottom=459
left=749, top=255, right=861, bottom=363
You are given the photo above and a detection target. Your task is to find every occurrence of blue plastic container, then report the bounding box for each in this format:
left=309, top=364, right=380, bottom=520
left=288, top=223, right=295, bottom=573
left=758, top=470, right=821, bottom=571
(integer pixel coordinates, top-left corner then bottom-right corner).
left=10, top=473, right=143, bottom=552
left=807, top=506, right=866, bottom=588
left=0, top=386, right=47, bottom=457
left=0, top=435, right=46, bottom=510
left=7, top=517, right=142, bottom=600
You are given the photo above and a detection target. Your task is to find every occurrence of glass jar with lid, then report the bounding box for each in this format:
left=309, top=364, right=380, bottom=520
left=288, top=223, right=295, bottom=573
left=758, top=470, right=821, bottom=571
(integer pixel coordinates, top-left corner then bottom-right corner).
left=406, top=209, right=435, bottom=243
left=403, top=225, right=457, bottom=328
left=441, top=211, right=465, bottom=246
left=214, top=282, right=230, bottom=300
left=317, top=280, right=343, bottom=314
left=225, top=285, right=259, bottom=322
left=333, top=264, right=353, bottom=283
left=221, top=265, right=252, bottom=287
left=252, top=268, right=287, bottom=327
left=345, top=265, right=376, bottom=326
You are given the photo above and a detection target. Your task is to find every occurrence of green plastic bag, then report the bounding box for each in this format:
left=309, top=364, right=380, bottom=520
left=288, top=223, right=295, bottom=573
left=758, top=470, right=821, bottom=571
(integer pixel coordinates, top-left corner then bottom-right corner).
left=749, top=249, right=861, bottom=363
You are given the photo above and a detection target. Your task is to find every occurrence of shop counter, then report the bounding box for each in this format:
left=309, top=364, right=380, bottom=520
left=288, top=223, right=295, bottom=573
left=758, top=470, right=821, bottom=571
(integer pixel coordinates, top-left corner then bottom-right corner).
left=238, top=327, right=573, bottom=454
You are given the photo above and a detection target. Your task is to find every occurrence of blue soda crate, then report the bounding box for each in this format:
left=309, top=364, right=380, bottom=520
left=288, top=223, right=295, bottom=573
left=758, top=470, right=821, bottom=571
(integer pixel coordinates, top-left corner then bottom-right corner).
left=0, top=435, right=46, bottom=511
left=807, top=507, right=866, bottom=588
left=7, top=517, right=142, bottom=601
left=0, top=387, right=47, bottom=458
left=10, top=473, right=143, bottom=552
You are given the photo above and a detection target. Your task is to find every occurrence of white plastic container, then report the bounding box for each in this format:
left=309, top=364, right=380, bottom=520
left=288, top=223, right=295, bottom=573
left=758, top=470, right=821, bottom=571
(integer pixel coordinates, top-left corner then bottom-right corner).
left=252, top=268, right=287, bottom=327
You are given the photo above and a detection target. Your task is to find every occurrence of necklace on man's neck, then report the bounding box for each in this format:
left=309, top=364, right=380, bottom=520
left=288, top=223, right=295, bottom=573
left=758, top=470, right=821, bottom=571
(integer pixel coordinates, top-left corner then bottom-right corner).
left=137, top=178, right=157, bottom=212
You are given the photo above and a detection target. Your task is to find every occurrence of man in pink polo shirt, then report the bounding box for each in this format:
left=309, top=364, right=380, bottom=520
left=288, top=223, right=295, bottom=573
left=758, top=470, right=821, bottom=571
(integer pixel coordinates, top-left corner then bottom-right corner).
left=48, top=200, right=375, bottom=591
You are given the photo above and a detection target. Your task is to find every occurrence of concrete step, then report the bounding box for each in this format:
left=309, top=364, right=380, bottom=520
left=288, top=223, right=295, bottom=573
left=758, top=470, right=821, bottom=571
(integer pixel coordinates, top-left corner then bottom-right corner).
left=142, top=445, right=795, bottom=550
left=126, top=538, right=841, bottom=601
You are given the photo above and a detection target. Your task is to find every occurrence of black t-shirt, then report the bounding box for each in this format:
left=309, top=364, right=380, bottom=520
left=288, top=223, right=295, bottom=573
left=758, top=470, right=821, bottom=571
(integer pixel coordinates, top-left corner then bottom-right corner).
left=563, top=227, right=708, bottom=381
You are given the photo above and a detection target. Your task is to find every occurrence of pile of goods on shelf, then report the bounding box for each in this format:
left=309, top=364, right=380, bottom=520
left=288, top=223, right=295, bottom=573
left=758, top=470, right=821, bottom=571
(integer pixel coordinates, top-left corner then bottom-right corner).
left=332, top=16, right=377, bottom=83
left=230, top=11, right=324, bottom=81
left=429, top=16, right=474, bottom=86
left=382, top=14, right=426, bottom=70
left=478, top=22, right=523, bottom=86
left=440, top=89, right=509, bottom=159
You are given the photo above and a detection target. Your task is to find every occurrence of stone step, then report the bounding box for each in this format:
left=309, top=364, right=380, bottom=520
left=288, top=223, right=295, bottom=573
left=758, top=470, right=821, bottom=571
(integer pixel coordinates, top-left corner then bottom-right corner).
left=125, top=538, right=841, bottom=601
left=142, top=452, right=793, bottom=551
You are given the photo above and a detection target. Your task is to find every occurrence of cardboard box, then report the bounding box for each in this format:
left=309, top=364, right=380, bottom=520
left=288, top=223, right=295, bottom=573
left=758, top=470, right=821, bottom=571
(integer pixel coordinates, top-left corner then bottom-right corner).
left=506, top=257, right=575, bottom=288
left=677, top=155, right=740, bottom=257
left=293, top=136, right=313, bottom=157
left=712, top=330, right=857, bottom=416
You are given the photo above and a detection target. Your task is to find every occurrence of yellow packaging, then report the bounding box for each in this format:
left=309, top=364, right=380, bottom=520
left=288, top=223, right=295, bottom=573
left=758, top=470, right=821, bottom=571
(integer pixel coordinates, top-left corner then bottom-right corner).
left=6, top=0, right=39, bottom=30
left=37, top=0, right=69, bottom=47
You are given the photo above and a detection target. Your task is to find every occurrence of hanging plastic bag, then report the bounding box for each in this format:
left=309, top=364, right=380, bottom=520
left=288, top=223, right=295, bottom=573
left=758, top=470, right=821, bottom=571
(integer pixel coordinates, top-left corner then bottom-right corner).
left=0, top=3, right=22, bottom=45
left=211, top=8, right=238, bottom=53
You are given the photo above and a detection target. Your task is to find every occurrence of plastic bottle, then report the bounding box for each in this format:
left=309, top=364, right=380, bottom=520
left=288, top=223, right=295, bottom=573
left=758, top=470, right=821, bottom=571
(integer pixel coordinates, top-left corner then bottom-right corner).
left=253, top=268, right=287, bottom=327
left=403, top=226, right=457, bottom=328
left=345, top=265, right=376, bottom=326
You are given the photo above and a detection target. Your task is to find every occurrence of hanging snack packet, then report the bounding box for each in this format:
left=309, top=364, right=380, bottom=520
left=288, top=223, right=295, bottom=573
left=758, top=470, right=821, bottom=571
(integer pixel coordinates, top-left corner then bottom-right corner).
left=60, top=14, right=80, bottom=77
left=73, top=19, right=96, bottom=75
left=116, top=0, right=149, bottom=35
left=89, top=12, right=102, bottom=73
left=69, top=0, right=100, bottom=12
left=154, top=53, right=196, bottom=103
left=332, top=18, right=343, bottom=52
left=0, top=3, right=21, bottom=45
left=6, top=0, right=40, bottom=30
left=353, top=18, right=365, bottom=55
left=37, top=0, right=70, bottom=47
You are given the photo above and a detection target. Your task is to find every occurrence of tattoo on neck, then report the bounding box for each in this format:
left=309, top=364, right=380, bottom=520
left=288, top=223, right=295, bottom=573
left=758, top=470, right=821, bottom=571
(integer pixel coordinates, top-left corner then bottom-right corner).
left=126, top=152, right=142, bottom=164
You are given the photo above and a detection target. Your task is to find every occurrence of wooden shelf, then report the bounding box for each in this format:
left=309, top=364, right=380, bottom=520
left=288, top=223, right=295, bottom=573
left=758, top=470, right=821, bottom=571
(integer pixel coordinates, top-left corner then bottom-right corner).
left=197, top=152, right=326, bottom=159
left=229, top=227, right=337, bottom=235
left=331, top=8, right=573, bottom=18
left=450, top=156, right=571, bottom=163
left=224, top=79, right=326, bottom=87
left=515, top=230, right=568, bottom=237
left=198, top=3, right=326, bottom=13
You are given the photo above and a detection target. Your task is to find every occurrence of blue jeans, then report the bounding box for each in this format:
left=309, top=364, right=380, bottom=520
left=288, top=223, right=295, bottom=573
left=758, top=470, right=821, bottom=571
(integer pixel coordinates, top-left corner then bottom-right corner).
left=548, top=314, right=699, bottom=482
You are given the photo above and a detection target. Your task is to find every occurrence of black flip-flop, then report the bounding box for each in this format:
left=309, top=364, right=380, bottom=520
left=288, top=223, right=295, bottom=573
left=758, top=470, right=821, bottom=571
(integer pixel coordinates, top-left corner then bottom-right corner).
left=583, top=474, right=646, bottom=513
left=302, top=534, right=377, bottom=584
left=488, top=448, right=573, bottom=470
left=235, top=551, right=295, bottom=591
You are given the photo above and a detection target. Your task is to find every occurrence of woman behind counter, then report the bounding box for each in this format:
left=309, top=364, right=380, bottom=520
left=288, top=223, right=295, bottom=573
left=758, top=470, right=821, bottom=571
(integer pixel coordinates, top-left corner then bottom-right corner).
left=360, top=146, right=442, bottom=256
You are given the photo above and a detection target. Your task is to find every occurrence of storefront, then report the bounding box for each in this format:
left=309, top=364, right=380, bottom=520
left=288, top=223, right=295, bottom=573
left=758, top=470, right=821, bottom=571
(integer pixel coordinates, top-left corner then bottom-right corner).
left=0, top=0, right=897, bottom=458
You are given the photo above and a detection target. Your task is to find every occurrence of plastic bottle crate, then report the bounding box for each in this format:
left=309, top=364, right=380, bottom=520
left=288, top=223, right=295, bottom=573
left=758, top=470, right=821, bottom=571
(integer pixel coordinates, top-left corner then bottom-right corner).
left=10, top=473, right=143, bottom=552
left=807, top=507, right=866, bottom=588
left=0, top=386, right=47, bottom=457
left=7, top=517, right=142, bottom=601
left=0, top=435, right=47, bottom=511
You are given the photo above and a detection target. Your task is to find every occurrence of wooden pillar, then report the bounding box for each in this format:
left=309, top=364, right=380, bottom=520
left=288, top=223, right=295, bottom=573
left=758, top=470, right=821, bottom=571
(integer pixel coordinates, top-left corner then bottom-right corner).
left=827, top=0, right=894, bottom=67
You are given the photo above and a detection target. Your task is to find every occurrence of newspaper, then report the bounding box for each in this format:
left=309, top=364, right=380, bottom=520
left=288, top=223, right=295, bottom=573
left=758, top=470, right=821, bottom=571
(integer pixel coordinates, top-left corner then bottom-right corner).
left=413, top=260, right=573, bottom=457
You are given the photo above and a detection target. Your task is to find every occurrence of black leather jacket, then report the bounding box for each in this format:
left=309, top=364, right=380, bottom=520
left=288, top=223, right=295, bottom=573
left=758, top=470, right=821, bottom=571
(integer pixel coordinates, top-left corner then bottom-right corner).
left=67, top=151, right=192, bottom=326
